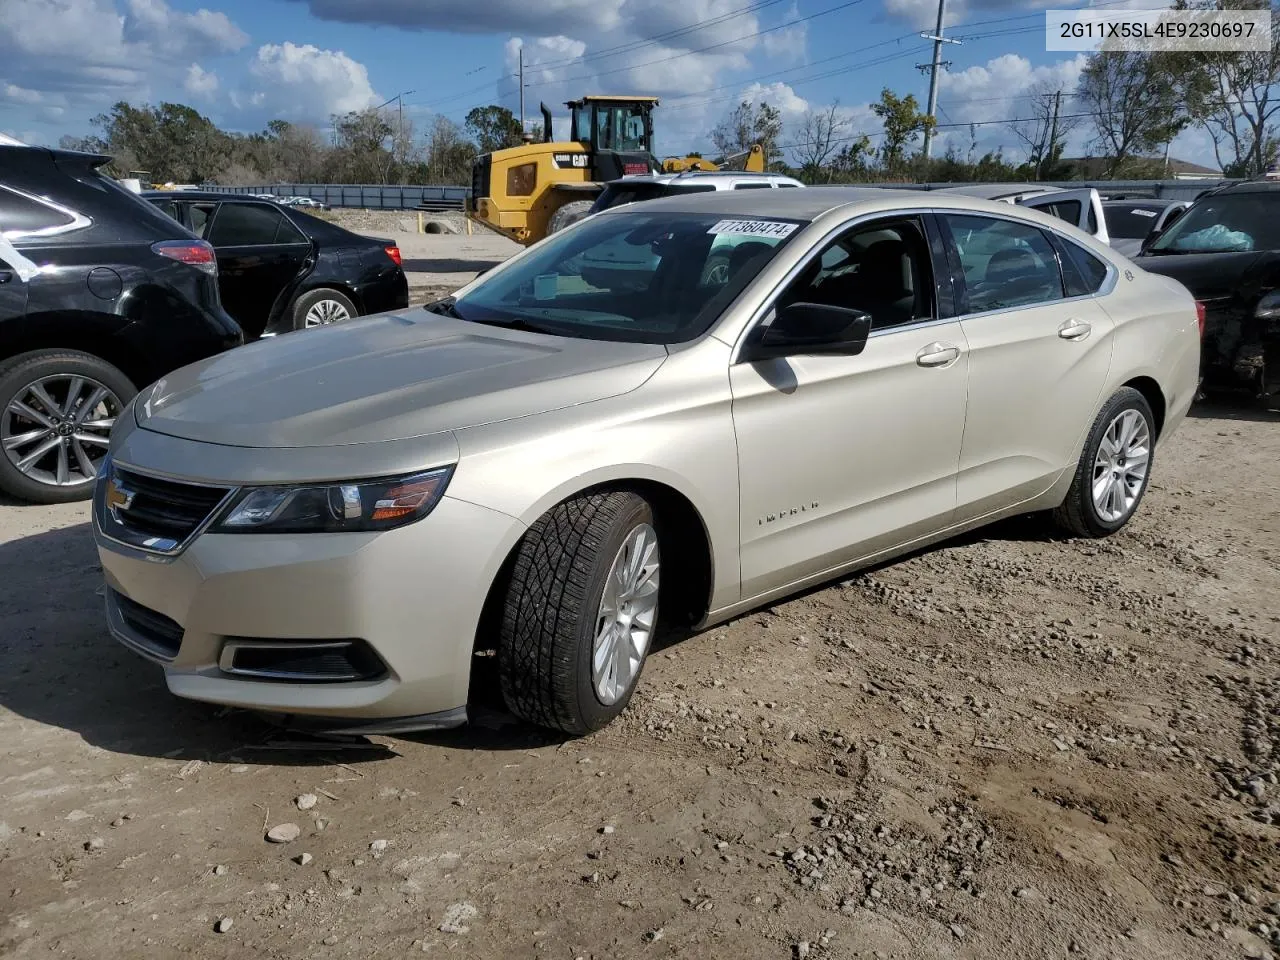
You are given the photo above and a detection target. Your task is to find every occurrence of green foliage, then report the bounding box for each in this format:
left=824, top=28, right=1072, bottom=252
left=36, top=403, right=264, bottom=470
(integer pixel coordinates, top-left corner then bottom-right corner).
left=464, top=105, right=524, bottom=153
left=871, top=89, right=934, bottom=176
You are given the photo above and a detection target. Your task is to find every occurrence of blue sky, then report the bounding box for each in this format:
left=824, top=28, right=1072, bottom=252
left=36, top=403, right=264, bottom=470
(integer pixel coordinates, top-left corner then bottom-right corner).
left=0, top=0, right=1218, bottom=168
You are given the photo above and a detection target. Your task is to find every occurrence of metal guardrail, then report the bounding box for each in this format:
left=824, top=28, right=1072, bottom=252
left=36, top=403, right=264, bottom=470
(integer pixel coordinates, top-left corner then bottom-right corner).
left=197, top=183, right=468, bottom=211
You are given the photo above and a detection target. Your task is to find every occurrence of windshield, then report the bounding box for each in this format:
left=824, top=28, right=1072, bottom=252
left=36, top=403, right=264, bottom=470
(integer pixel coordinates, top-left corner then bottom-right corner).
left=1103, top=204, right=1164, bottom=240
left=1148, top=193, right=1280, bottom=254
left=451, top=211, right=805, bottom=343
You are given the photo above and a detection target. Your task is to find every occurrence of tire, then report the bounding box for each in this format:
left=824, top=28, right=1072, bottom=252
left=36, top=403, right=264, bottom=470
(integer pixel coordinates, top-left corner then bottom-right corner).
left=547, top=200, right=594, bottom=236
left=1052, top=386, right=1156, bottom=538
left=292, top=288, right=358, bottom=331
left=0, top=349, right=135, bottom=504
left=497, top=490, right=661, bottom=735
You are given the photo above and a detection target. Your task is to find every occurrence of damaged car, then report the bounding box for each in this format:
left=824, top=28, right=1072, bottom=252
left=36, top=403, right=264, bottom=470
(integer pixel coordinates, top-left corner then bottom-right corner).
left=1135, top=180, right=1280, bottom=403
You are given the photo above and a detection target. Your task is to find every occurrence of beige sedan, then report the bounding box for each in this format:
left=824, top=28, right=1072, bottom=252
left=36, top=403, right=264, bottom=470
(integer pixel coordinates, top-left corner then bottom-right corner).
left=93, top=188, right=1201, bottom=736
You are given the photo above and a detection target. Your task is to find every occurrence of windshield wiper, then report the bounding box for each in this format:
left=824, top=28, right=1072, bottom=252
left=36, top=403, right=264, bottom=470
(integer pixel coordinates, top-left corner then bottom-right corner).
left=463, top=314, right=566, bottom=336
left=423, top=297, right=462, bottom=317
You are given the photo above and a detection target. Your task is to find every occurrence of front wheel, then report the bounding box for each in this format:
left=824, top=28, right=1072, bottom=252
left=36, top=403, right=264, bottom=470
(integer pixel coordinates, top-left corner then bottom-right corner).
left=547, top=200, right=594, bottom=236
left=1053, top=386, right=1156, bottom=538
left=497, top=491, right=661, bottom=735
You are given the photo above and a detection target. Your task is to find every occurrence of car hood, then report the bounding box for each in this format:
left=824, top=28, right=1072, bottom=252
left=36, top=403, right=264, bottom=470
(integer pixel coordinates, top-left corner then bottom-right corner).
left=1134, top=249, right=1278, bottom=302
left=135, top=310, right=668, bottom=448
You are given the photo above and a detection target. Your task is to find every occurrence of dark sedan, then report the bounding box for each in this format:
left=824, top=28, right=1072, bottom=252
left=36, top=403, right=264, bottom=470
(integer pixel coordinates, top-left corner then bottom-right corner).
left=1135, top=180, right=1280, bottom=404
left=145, top=192, right=408, bottom=339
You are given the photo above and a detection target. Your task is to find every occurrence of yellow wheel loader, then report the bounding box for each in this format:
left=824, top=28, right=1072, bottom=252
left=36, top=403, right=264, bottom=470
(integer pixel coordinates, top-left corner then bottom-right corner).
left=464, top=95, right=765, bottom=246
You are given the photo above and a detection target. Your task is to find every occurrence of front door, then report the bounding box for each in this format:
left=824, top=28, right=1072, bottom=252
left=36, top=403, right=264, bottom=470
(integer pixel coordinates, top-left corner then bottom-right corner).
left=205, top=202, right=310, bottom=338
left=731, top=215, right=969, bottom=600
left=938, top=212, right=1115, bottom=519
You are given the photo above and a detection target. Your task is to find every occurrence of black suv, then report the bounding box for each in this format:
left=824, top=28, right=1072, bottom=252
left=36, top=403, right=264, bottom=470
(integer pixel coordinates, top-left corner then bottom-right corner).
left=0, top=145, right=241, bottom=504
left=1135, top=179, right=1280, bottom=402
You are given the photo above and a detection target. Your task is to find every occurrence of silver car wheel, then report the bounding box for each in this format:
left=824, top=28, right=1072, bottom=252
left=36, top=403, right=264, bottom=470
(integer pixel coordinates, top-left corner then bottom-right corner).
left=1091, top=408, right=1151, bottom=523
left=2, top=374, right=121, bottom=487
left=304, top=298, right=352, bottom=327
left=591, top=522, right=660, bottom=706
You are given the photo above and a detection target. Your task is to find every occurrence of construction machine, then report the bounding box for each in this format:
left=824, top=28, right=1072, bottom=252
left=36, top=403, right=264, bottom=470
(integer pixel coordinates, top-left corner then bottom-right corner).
left=464, top=95, right=766, bottom=246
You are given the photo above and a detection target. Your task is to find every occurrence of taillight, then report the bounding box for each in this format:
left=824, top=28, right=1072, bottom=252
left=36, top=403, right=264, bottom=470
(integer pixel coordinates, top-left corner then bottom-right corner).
left=1194, top=300, right=1206, bottom=337
left=152, top=240, right=217, bottom=276
left=384, top=245, right=402, bottom=266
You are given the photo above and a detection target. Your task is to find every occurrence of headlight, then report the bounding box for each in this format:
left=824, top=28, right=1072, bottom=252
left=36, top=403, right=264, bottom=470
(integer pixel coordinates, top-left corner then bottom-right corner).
left=212, top=467, right=453, bottom=534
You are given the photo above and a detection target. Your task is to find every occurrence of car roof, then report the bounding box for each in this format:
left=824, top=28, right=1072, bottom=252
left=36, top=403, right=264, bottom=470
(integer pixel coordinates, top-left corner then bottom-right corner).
left=140, top=190, right=269, bottom=202
left=595, top=185, right=1085, bottom=222
left=1211, top=179, right=1280, bottom=194
left=935, top=183, right=1064, bottom=200
left=613, top=170, right=800, bottom=186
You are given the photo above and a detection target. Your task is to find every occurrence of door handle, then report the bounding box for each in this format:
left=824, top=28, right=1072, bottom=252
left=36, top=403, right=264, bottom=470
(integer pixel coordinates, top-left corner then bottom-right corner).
left=0, top=269, right=12, bottom=284
left=916, top=342, right=961, bottom=367
left=1058, top=318, right=1092, bottom=341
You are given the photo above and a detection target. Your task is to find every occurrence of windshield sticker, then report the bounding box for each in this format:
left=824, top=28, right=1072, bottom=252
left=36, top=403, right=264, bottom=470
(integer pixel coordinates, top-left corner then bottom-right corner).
left=534, top=274, right=558, bottom=300
left=707, top=219, right=799, bottom=239
left=1131, top=209, right=1158, bottom=218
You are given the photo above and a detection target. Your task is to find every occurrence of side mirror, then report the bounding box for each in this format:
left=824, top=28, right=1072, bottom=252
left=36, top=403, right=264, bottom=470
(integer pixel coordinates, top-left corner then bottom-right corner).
left=743, top=302, right=872, bottom=362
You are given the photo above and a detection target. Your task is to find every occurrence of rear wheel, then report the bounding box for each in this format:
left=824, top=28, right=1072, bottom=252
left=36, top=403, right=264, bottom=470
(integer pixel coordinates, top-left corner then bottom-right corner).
left=292, top=288, right=357, bottom=331
left=0, top=350, right=133, bottom=504
left=1052, top=387, right=1155, bottom=538
left=497, top=490, right=661, bottom=735
left=548, top=200, right=594, bottom=236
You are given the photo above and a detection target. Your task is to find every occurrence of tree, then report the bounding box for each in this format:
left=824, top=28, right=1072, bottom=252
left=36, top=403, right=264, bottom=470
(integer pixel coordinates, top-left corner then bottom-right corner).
left=1076, top=50, right=1187, bottom=176
left=424, top=115, right=477, bottom=185
left=329, top=108, right=394, bottom=183
left=1007, top=81, right=1080, bottom=180
left=1180, top=3, right=1280, bottom=177
left=871, top=89, right=933, bottom=177
left=465, top=105, right=523, bottom=153
left=827, top=136, right=874, bottom=182
left=712, top=100, right=783, bottom=167
left=84, top=101, right=230, bottom=181
left=793, top=102, right=850, bottom=181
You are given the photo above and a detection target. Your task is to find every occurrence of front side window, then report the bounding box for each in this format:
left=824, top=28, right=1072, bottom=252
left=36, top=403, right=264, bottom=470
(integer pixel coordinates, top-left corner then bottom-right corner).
left=208, top=202, right=286, bottom=246
left=452, top=211, right=804, bottom=343
left=189, top=202, right=217, bottom=238
left=943, top=214, right=1064, bottom=312
left=0, top=186, right=79, bottom=241
left=1147, top=193, right=1280, bottom=253
left=1036, top=198, right=1082, bottom=226
left=775, top=218, right=933, bottom=330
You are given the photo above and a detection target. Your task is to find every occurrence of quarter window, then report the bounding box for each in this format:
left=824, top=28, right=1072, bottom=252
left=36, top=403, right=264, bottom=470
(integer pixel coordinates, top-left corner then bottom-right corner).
left=1053, top=235, right=1109, bottom=296
left=942, top=214, right=1064, bottom=312
left=776, top=218, right=933, bottom=330
left=208, top=202, right=287, bottom=246
left=0, top=186, right=79, bottom=240
left=275, top=214, right=308, bottom=244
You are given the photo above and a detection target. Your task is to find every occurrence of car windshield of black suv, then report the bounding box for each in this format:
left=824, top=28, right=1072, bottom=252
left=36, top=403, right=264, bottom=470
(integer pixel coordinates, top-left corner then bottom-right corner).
left=1147, top=194, right=1280, bottom=254
left=445, top=211, right=805, bottom=343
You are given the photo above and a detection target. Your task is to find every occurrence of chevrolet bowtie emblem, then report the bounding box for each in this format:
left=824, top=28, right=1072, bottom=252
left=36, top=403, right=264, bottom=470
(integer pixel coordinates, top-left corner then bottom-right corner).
left=105, top=476, right=136, bottom=516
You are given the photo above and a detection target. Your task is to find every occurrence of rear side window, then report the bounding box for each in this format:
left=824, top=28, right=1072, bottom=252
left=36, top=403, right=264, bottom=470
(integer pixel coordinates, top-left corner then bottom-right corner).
left=1104, top=205, right=1161, bottom=239
left=733, top=182, right=772, bottom=190
left=943, top=214, right=1065, bottom=312
left=208, top=202, right=286, bottom=246
left=1054, top=235, right=1110, bottom=296
left=1035, top=199, right=1082, bottom=226
left=0, top=186, right=78, bottom=240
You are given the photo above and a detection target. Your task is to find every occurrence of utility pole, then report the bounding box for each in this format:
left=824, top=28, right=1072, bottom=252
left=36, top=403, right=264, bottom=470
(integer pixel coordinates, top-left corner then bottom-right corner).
left=518, top=47, right=525, bottom=130
left=918, top=0, right=961, bottom=162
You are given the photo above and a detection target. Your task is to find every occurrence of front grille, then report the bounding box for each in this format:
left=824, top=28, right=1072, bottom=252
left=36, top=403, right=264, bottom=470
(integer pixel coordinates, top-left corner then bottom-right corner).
left=110, top=589, right=183, bottom=661
left=97, top=462, right=232, bottom=554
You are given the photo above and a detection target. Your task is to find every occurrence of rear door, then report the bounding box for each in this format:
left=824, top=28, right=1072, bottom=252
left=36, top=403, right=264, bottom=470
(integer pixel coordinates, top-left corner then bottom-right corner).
left=0, top=239, right=30, bottom=319
left=205, top=202, right=310, bottom=339
left=1021, top=188, right=1110, bottom=245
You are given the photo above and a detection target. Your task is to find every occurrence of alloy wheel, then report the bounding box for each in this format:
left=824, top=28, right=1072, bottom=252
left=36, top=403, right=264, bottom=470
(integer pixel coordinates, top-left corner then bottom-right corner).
left=1091, top=408, right=1151, bottom=523
left=304, top=299, right=352, bottom=327
left=591, top=523, right=660, bottom=706
left=2, top=374, right=121, bottom=487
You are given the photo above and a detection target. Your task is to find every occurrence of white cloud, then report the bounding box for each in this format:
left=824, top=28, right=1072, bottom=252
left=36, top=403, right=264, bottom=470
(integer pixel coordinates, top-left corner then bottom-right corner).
left=242, top=42, right=379, bottom=121
left=183, top=63, right=219, bottom=99
left=762, top=3, right=807, bottom=61
left=0, top=0, right=247, bottom=105
left=3, top=83, right=49, bottom=106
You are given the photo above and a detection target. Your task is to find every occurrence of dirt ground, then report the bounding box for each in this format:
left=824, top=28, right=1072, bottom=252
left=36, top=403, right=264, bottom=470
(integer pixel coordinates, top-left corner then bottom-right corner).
left=0, top=224, right=1278, bottom=958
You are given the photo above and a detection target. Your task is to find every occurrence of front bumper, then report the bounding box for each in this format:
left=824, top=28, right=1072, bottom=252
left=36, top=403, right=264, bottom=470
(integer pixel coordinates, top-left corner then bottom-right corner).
left=96, top=480, right=522, bottom=728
